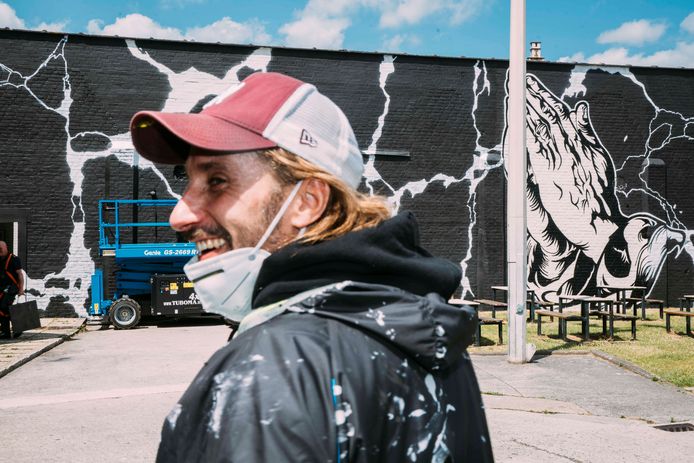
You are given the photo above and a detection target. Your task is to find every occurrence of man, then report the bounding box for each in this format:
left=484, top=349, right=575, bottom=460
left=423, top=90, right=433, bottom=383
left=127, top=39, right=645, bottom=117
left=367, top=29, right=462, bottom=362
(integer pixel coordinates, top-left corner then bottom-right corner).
left=0, top=240, right=25, bottom=339
left=131, top=72, right=493, bottom=462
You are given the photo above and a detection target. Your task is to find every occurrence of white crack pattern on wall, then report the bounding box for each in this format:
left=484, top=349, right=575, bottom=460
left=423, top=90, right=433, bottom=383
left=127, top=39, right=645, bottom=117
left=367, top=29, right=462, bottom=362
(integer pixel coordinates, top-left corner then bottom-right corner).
left=363, top=60, right=498, bottom=298
left=0, top=36, right=271, bottom=315
left=3, top=38, right=693, bottom=312
left=363, top=55, right=396, bottom=195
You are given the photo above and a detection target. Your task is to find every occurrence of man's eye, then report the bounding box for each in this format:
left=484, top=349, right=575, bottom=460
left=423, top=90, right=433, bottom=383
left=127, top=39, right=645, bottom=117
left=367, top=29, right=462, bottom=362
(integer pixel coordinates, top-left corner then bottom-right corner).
left=208, top=177, right=226, bottom=188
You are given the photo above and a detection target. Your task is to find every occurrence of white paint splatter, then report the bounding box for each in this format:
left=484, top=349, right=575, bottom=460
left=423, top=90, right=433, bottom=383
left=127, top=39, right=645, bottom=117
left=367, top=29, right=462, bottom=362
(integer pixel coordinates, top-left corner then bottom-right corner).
left=335, top=409, right=346, bottom=425
left=260, top=401, right=282, bottom=426
left=208, top=370, right=256, bottom=438
left=409, top=409, right=426, bottom=418
left=366, top=308, right=386, bottom=326
left=166, top=403, right=182, bottom=429
left=393, top=396, right=405, bottom=414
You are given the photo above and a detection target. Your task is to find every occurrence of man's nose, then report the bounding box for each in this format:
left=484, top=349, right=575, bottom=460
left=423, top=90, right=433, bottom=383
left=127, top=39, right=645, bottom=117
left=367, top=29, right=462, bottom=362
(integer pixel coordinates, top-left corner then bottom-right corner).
left=170, top=195, right=203, bottom=232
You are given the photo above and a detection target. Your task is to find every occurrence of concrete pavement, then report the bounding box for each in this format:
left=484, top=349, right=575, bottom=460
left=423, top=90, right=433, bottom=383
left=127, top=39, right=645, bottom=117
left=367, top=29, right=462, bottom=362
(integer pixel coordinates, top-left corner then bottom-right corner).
left=1, top=320, right=694, bottom=462
left=0, top=317, right=85, bottom=379
left=474, top=353, right=694, bottom=462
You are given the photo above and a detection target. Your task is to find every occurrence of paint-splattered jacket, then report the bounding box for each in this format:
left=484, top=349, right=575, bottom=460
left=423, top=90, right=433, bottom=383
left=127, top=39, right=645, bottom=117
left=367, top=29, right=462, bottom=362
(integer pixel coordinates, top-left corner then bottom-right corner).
left=157, top=212, right=494, bottom=462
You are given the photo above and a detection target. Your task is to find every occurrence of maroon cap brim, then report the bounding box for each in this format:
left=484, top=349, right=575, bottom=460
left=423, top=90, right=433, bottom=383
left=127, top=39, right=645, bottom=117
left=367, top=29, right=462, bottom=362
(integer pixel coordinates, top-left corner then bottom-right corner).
left=130, top=111, right=278, bottom=165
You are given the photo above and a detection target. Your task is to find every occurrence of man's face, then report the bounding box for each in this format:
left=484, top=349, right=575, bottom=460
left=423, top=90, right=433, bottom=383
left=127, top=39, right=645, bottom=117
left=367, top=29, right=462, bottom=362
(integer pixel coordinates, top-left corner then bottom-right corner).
left=0, top=242, right=7, bottom=257
left=170, top=149, right=289, bottom=261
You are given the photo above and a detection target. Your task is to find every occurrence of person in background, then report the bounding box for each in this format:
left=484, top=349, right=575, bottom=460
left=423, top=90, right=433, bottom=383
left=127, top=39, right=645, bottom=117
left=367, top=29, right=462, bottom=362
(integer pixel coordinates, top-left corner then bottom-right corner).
left=0, top=240, right=25, bottom=339
left=131, top=71, right=493, bottom=462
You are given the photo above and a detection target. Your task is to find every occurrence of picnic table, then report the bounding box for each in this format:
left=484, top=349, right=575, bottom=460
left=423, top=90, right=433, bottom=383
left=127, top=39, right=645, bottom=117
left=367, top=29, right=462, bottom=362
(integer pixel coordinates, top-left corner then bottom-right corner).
left=536, top=295, right=637, bottom=341
left=598, top=285, right=648, bottom=319
left=489, top=285, right=549, bottom=322
left=584, top=296, right=637, bottom=340
left=664, top=294, right=694, bottom=336
left=558, top=295, right=590, bottom=340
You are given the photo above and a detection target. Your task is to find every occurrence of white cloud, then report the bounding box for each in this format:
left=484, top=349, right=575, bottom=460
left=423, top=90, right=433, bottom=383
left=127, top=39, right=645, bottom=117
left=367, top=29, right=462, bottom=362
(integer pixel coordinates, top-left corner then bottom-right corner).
left=86, top=13, right=271, bottom=44
left=0, top=2, right=25, bottom=29
left=558, top=51, right=586, bottom=63
left=280, top=15, right=350, bottom=49
left=379, top=0, right=431, bottom=28
left=682, top=12, right=694, bottom=34
left=279, top=0, right=483, bottom=50
left=278, top=0, right=357, bottom=49
left=300, top=0, right=359, bottom=18
left=381, top=33, right=421, bottom=52
left=35, top=21, right=68, bottom=32
left=597, top=19, right=667, bottom=46
left=383, top=34, right=406, bottom=51
left=185, top=17, right=271, bottom=44
left=87, top=13, right=184, bottom=40
left=380, top=0, right=482, bottom=28
left=0, top=2, right=70, bottom=33
left=559, top=42, right=694, bottom=68
left=159, top=0, right=205, bottom=9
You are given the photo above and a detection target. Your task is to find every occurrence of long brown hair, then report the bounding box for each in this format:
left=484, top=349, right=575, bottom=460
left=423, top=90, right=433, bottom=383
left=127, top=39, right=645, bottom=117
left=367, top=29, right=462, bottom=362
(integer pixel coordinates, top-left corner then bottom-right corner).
left=259, top=148, right=392, bottom=244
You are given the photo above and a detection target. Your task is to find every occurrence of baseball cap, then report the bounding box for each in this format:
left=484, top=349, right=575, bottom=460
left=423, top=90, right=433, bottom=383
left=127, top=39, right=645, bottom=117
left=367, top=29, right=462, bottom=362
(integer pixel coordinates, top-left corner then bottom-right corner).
left=130, top=72, right=364, bottom=188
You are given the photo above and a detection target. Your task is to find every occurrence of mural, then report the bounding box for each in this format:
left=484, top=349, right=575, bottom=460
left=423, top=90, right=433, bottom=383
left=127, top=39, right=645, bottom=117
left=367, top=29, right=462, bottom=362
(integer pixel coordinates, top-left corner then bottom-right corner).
left=1, top=30, right=693, bottom=316
left=519, top=73, right=693, bottom=302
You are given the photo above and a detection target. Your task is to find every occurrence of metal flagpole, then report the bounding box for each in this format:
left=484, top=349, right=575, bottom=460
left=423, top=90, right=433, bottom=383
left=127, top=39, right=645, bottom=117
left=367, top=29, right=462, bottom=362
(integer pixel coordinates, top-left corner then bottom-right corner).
left=507, top=0, right=534, bottom=363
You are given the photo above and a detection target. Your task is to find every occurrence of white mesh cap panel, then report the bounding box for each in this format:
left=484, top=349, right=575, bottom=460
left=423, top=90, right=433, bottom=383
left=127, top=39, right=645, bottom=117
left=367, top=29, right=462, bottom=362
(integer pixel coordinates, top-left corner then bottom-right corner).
left=263, top=83, right=364, bottom=188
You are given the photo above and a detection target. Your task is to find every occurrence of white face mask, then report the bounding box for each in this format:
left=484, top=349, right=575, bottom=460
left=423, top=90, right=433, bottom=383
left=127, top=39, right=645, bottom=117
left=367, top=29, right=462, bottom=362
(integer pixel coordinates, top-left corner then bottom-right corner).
left=183, top=181, right=304, bottom=322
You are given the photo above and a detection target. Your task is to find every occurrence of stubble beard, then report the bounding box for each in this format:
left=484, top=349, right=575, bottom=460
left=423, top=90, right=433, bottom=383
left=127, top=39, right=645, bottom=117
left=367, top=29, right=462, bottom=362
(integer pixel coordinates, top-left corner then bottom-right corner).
left=182, top=187, right=288, bottom=251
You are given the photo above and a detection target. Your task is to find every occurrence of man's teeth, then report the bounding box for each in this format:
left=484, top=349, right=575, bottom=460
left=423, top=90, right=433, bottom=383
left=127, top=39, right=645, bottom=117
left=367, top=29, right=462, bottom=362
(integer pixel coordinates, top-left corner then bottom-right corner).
left=196, top=238, right=226, bottom=252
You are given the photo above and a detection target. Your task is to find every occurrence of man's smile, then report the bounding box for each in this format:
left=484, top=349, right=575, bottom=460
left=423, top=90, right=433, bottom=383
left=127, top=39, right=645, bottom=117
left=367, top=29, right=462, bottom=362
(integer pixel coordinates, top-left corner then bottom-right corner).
left=194, top=237, right=231, bottom=261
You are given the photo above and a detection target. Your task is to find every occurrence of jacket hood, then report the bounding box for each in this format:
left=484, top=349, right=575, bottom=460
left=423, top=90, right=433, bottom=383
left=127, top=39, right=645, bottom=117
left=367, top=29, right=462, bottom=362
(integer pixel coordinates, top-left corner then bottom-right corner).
left=254, top=211, right=462, bottom=307
left=248, top=212, right=476, bottom=372
left=293, top=281, right=477, bottom=372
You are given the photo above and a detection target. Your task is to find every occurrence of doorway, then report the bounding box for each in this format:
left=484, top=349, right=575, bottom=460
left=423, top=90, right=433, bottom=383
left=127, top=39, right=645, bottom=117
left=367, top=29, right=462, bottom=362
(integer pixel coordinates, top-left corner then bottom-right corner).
left=0, top=210, right=27, bottom=266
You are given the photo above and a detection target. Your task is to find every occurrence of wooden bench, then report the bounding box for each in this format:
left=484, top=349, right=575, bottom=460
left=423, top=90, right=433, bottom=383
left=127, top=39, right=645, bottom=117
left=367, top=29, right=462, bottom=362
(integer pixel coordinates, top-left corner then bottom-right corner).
left=476, top=316, right=503, bottom=346
left=450, top=299, right=503, bottom=346
left=625, top=297, right=664, bottom=319
left=530, top=300, right=556, bottom=322
left=536, top=309, right=585, bottom=341
left=472, top=299, right=507, bottom=318
left=664, top=309, right=694, bottom=336
left=595, top=311, right=638, bottom=340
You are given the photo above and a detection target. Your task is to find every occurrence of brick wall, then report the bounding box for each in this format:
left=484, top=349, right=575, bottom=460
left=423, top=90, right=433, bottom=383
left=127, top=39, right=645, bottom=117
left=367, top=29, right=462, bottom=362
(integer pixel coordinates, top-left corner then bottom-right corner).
left=1, top=29, right=692, bottom=316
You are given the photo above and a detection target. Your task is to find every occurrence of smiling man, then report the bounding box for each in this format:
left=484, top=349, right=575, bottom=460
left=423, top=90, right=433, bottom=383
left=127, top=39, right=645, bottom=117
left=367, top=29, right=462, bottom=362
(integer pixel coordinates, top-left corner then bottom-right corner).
left=131, top=72, right=492, bottom=462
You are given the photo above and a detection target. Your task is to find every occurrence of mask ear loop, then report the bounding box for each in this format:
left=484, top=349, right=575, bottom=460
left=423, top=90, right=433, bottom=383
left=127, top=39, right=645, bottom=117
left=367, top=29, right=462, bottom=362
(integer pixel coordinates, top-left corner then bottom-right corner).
left=251, top=180, right=304, bottom=255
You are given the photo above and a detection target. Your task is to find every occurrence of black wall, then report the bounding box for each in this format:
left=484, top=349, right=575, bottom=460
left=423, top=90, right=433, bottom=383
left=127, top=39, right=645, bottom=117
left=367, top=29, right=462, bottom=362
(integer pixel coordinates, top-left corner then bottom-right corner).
left=1, top=30, right=692, bottom=315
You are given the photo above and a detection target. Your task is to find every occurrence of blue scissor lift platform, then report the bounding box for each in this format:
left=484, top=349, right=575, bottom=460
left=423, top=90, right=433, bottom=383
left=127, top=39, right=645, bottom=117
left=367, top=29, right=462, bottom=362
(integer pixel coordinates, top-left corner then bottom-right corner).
left=89, top=199, right=203, bottom=329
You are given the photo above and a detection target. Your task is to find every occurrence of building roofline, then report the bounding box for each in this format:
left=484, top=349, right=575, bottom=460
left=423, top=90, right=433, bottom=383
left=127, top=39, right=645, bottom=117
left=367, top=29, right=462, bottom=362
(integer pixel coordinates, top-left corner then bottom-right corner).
left=2, top=27, right=694, bottom=72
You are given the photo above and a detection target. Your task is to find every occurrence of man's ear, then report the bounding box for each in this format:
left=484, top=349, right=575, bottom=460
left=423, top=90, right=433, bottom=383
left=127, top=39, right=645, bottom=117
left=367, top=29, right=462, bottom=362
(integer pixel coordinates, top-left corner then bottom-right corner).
left=289, top=178, right=330, bottom=229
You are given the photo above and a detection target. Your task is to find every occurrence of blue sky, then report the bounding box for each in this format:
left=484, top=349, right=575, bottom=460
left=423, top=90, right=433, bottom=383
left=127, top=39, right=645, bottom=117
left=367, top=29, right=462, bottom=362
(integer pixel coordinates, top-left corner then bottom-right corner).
left=1, top=1, right=694, bottom=68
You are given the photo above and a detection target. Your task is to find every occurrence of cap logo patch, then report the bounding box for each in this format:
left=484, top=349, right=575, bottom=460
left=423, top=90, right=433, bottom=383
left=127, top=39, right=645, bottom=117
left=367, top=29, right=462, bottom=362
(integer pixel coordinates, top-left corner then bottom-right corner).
left=300, top=129, right=318, bottom=147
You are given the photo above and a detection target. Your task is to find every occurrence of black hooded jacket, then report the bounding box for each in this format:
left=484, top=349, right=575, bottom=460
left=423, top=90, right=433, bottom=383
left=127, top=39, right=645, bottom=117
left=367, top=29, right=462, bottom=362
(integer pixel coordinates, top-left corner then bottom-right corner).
left=157, top=212, right=493, bottom=462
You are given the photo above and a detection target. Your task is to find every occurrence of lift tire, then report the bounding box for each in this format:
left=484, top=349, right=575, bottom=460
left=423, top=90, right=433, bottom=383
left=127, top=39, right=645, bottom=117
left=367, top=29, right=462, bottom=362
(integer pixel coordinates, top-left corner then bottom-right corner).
left=110, top=297, right=142, bottom=330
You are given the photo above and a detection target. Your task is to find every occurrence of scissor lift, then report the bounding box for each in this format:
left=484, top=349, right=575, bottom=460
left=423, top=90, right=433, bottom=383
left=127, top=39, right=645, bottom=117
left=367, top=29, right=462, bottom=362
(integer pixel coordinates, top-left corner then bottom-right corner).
left=89, top=199, right=203, bottom=329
